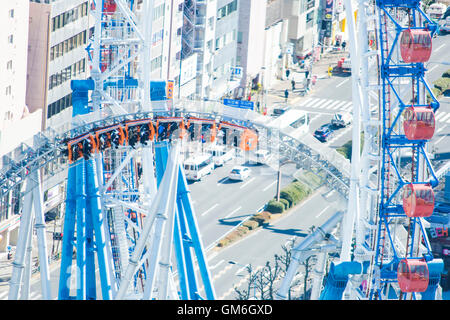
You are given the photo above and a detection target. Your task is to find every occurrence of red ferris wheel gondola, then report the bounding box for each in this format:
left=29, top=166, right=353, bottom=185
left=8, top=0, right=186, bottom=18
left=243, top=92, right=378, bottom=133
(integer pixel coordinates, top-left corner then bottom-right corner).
left=400, top=29, right=432, bottom=63
left=402, top=183, right=434, bottom=218
left=103, top=0, right=117, bottom=15
left=403, top=106, right=435, bottom=140
left=397, top=259, right=429, bottom=293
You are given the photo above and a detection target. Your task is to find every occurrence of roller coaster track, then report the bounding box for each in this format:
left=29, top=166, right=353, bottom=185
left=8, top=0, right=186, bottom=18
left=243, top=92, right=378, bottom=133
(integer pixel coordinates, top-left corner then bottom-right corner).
left=0, top=106, right=351, bottom=201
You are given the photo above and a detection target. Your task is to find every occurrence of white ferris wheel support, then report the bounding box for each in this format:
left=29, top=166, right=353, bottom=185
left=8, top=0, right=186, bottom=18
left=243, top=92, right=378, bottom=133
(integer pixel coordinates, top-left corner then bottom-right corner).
left=339, top=0, right=382, bottom=299
left=89, top=0, right=154, bottom=116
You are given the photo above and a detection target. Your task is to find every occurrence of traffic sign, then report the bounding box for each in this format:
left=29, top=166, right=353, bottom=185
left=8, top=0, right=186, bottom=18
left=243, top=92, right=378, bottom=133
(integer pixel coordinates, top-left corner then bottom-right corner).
left=223, top=99, right=254, bottom=110
left=166, top=80, right=174, bottom=99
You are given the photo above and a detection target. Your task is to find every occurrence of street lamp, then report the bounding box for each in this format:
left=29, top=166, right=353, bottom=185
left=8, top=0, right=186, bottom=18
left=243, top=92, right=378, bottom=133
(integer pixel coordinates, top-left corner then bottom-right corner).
left=276, top=160, right=296, bottom=202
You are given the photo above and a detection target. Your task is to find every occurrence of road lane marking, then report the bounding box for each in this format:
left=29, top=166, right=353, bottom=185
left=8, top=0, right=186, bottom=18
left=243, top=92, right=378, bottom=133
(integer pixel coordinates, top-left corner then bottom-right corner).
left=235, top=264, right=250, bottom=275
left=435, top=43, right=446, bottom=52
left=428, top=64, right=439, bottom=73
left=300, top=97, right=320, bottom=106
left=437, top=125, right=447, bottom=134
left=201, top=203, right=219, bottom=216
left=210, top=259, right=225, bottom=270
left=315, top=205, right=331, bottom=218
left=224, top=206, right=242, bottom=219
left=435, top=112, right=447, bottom=121
left=439, top=113, right=450, bottom=123
left=263, top=180, right=277, bottom=192
left=240, top=177, right=255, bottom=189
left=341, top=102, right=353, bottom=111
left=313, top=99, right=333, bottom=109
left=336, top=78, right=350, bottom=88
left=434, top=134, right=447, bottom=145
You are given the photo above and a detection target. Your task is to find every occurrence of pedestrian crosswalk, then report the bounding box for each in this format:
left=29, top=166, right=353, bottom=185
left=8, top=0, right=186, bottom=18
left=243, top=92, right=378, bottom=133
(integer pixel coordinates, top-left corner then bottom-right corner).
left=297, top=97, right=356, bottom=113
left=298, top=97, right=450, bottom=124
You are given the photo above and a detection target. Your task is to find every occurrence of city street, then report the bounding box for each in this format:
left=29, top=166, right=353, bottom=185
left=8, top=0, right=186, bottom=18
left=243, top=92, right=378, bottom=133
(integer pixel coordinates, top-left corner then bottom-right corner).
left=204, top=185, right=347, bottom=300
left=263, top=32, right=450, bottom=156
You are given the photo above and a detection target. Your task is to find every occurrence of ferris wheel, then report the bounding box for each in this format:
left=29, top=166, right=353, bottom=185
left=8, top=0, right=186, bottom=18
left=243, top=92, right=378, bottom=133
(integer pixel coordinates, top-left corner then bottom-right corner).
left=317, top=0, right=445, bottom=300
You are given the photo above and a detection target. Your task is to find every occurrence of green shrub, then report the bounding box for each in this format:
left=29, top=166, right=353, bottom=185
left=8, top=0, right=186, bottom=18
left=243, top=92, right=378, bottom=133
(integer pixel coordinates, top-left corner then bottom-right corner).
left=279, top=198, right=290, bottom=210
left=291, top=181, right=311, bottom=199
left=266, top=199, right=285, bottom=213
left=253, top=211, right=271, bottom=222
left=243, top=220, right=259, bottom=230
left=236, top=226, right=249, bottom=236
left=279, top=187, right=300, bottom=207
left=433, top=77, right=450, bottom=92
left=442, top=69, right=450, bottom=78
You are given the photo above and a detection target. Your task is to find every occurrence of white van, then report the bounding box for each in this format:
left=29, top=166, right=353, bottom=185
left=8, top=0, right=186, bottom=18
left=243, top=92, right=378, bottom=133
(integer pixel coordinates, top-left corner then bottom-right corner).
left=331, top=112, right=352, bottom=128
left=183, top=154, right=214, bottom=181
left=206, top=145, right=235, bottom=167
left=427, top=3, right=447, bottom=19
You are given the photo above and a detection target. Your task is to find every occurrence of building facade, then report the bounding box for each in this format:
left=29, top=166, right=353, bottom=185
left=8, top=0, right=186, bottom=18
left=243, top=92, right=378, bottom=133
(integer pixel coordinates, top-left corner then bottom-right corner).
left=0, top=0, right=42, bottom=252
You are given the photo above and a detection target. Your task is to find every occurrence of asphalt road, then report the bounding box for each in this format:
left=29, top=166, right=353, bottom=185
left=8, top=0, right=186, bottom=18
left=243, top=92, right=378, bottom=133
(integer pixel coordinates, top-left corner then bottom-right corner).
left=203, top=185, right=347, bottom=300
left=188, top=156, right=295, bottom=248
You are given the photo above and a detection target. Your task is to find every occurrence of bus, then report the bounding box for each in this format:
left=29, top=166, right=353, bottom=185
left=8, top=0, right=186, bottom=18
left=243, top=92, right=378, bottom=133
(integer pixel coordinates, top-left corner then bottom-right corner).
left=183, top=154, right=214, bottom=181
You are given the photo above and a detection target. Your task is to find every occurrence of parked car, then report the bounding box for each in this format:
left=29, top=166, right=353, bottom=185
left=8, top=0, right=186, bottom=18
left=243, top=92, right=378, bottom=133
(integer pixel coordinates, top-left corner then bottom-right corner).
left=314, top=124, right=334, bottom=142
left=331, top=112, right=352, bottom=128
left=229, top=166, right=251, bottom=181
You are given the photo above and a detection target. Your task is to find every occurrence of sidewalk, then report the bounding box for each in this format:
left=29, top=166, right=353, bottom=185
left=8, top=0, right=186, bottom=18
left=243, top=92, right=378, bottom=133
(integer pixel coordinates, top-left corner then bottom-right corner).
left=0, top=217, right=63, bottom=289
left=264, top=48, right=349, bottom=112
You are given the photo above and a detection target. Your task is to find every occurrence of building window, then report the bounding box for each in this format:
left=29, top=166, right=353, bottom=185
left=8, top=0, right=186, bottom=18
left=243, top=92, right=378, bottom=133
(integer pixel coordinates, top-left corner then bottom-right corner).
left=51, top=2, right=88, bottom=33
left=47, top=93, right=72, bottom=119
left=150, top=55, right=162, bottom=72
left=217, top=0, right=238, bottom=20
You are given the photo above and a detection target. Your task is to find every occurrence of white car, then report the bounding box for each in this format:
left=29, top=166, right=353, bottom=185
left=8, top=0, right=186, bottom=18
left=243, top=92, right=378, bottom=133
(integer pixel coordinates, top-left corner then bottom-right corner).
left=331, top=112, right=352, bottom=128
left=229, top=166, right=251, bottom=181
left=255, top=149, right=270, bottom=165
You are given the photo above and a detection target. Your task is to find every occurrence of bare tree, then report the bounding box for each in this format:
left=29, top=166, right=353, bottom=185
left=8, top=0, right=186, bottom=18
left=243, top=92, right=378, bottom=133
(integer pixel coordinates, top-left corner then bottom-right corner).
left=234, top=264, right=258, bottom=300
left=233, top=239, right=317, bottom=300
left=261, top=260, right=282, bottom=300
left=301, top=255, right=315, bottom=300
left=275, top=239, right=301, bottom=299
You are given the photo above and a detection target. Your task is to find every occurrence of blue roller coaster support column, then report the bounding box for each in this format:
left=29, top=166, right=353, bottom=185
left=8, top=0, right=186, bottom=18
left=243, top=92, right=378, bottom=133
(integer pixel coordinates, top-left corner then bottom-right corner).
left=86, top=159, right=113, bottom=300
left=76, top=159, right=87, bottom=300
left=154, top=142, right=216, bottom=300
left=58, top=79, right=99, bottom=300
left=320, top=261, right=362, bottom=300
left=85, top=192, right=96, bottom=300
left=58, top=166, right=77, bottom=299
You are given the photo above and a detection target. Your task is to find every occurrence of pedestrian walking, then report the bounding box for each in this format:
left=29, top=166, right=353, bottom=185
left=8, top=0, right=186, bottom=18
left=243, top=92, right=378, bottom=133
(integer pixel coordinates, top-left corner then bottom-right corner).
left=291, top=79, right=296, bottom=91
left=305, top=69, right=310, bottom=79
left=284, top=89, right=289, bottom=102
left=285, top=69, right=290, bottom=79
left=327, top=65, right=333, bottom=78
left=342, top=41, right=347, bottom=51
